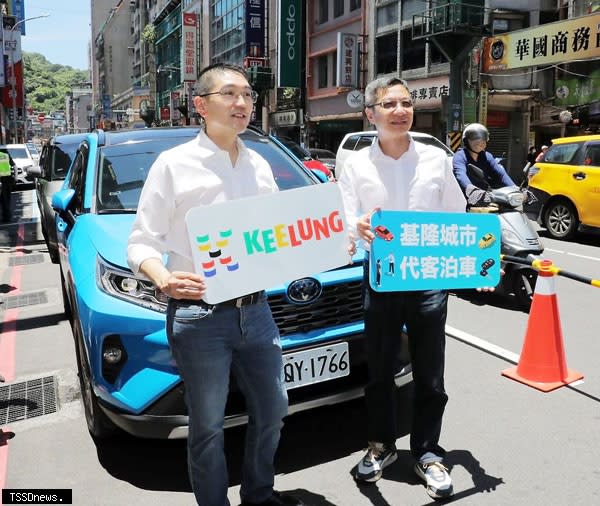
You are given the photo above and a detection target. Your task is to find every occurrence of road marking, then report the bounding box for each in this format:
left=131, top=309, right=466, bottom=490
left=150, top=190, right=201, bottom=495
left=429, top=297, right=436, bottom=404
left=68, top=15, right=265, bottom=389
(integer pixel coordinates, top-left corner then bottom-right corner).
left=446, top=325, right=520, bottom=364
left=545, top=247, right=600, bottom=263
left=0, top=223, right=25, bottom=494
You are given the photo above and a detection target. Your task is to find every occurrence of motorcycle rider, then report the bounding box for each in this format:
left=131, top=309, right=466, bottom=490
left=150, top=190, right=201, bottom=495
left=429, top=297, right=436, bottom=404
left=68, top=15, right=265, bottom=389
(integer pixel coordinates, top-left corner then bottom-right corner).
left=453, top=123, right=515, bottom=206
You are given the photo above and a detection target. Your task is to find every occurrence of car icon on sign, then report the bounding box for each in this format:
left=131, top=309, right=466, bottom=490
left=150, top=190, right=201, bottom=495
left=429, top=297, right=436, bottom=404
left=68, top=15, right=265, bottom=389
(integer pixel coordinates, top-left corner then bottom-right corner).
left=478, top=233, right=496, bottom=249
left=374, top=225, right=394, bottom=241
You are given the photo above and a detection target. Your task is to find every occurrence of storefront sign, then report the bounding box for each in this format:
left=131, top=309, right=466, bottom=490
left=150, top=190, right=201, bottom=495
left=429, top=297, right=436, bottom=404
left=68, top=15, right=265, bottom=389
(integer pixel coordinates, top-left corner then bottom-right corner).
left=405, top=76, right=449, bottom=110
left=170, top=92, right=181, bottom=121
left=555, top=67, right=600, bottom=106
left=246, top=0, right=265, bottom=57
left=278, top=0, right=301, bottom=87
left=479, top=82, right=488, bottom=125
left=482, top=13, right=600, bottom=72
left=271, top=109, right=301, bottom=127
left=336, top=33, right=358, bottom=88
left=181, top=12, right=198, bottom=82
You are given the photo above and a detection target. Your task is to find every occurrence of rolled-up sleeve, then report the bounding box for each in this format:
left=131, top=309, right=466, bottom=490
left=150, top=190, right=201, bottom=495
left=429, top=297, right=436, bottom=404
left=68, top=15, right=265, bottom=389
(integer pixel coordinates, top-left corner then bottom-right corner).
left=127, top=156, right=174, bottom=275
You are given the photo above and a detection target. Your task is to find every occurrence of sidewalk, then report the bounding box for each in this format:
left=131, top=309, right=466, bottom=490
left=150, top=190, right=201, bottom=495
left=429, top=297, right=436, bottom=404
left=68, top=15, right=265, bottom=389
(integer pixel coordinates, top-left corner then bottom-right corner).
left=0, top=187, right=44, bottom=249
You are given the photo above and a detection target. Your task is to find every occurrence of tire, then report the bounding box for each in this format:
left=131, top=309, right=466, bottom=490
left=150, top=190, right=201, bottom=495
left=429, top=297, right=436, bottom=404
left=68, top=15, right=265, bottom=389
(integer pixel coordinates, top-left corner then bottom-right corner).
left=73, top=321, right=119, bottom=439
left=513, top=269, right=537, bottom=311
left=544, top=200, right=579, bottom=240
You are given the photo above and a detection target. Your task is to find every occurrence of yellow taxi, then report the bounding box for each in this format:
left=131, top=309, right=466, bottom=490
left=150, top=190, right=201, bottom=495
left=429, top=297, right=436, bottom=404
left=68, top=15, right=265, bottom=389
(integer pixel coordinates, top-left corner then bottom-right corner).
left=524, top=134, right=600, bottom=239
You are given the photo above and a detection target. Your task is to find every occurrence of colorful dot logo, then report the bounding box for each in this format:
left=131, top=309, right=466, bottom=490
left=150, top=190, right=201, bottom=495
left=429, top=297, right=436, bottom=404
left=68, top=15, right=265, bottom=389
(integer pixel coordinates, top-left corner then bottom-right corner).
left=196, top=230, right=240, bottom=277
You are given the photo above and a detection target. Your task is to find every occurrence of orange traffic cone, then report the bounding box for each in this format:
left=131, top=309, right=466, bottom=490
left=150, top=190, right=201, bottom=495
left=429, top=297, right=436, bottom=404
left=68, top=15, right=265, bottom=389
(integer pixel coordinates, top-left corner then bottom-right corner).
left=502, top=259, right=583, bottom=392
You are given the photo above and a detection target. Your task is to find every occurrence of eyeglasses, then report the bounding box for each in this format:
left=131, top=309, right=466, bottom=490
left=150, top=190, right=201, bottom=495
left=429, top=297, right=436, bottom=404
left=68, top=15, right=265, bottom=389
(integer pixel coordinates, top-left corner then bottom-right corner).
left=367, top=99, right=414, bottom=110
left=198, top=89, right=258, bottom=104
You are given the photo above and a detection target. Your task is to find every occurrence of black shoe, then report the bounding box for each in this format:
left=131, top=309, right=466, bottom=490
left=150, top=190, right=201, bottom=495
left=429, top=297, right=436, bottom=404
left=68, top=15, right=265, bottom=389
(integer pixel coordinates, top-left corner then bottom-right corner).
left=241, top=491, right=304, bottom=506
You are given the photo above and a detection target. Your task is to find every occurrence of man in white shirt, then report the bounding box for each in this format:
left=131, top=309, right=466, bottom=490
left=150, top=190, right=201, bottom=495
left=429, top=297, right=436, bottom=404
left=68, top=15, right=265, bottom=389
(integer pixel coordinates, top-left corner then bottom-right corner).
left=127, top=64, right=301, bottom=506
left=338, top=77, right=466, bottom=500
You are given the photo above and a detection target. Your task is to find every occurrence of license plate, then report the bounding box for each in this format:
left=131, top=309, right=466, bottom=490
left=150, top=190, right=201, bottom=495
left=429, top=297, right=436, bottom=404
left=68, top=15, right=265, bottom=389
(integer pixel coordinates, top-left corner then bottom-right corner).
left=283, top=342, right=350, bottom=390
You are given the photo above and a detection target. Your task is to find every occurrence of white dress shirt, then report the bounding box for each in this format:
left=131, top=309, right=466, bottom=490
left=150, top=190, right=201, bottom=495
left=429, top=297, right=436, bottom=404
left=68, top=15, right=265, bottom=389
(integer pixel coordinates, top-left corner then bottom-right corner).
left=127, top=130, right=278, bottom=275
left=337, top=137, right=466, bottom=248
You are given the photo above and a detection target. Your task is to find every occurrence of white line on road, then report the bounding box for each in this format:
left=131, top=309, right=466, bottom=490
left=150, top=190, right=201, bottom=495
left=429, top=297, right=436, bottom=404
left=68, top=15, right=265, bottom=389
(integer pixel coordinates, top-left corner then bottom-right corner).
left=446, top=325, right=520, bottom=364
left=545, top=247, right=600, bottom=263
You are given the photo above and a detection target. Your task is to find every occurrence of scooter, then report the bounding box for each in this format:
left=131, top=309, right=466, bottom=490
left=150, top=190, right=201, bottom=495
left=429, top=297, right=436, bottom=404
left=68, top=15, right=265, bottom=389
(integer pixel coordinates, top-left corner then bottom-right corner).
left=467, top=164, right=544, bottom=310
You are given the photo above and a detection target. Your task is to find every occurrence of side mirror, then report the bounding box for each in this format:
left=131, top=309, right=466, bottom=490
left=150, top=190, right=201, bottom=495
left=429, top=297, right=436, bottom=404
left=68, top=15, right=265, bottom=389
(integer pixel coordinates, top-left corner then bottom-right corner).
left=51, top=188, right=75, bottom=212
left=26, top=165, right=42, bottom=178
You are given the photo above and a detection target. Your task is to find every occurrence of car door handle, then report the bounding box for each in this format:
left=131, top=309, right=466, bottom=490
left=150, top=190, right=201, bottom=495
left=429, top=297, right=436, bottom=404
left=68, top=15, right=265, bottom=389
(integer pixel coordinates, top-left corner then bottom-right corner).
left=572, top=172, right=586, bottom=180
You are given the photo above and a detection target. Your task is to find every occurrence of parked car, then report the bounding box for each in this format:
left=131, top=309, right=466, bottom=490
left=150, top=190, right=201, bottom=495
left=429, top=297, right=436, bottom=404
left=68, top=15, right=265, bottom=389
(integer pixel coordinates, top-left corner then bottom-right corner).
left=524, top=134, right=600, bottom=239
left=1, top=143, right=37, bottom=185
left=27, top=133, right=88, bottom=263
left=276, top=137, right=335, bottom=181
left=335, top=130, right=453, bottom=178
left=308, top=147, right=337, bottom=175
left=52, top=126, right=412, bottom=439
left=26, top=142, right=40, bottom=163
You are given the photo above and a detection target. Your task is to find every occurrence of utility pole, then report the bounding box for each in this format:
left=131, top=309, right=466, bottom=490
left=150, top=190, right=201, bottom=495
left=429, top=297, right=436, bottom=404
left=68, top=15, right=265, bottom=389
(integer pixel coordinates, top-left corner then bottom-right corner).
left=412, top=2, right=486, bottom=143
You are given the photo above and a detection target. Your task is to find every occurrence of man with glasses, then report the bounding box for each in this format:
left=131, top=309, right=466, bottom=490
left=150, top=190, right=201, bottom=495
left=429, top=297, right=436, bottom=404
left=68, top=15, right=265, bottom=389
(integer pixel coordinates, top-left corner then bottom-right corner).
left=338, top=77, right=466, bottom=500
left=452, top=123, right=515, bottom=206
left=128, top=63, right=301, bottom=506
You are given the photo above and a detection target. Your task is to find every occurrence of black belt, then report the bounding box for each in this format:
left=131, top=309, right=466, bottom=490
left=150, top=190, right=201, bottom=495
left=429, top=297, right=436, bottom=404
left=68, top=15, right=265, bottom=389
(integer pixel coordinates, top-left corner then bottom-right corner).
left=219, top=291, right=263, bottom=308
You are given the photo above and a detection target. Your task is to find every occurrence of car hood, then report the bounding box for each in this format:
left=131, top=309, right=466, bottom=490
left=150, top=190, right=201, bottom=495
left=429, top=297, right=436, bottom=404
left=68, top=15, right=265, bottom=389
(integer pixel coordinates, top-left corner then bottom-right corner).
left=88, top=214, right=136, bottom=269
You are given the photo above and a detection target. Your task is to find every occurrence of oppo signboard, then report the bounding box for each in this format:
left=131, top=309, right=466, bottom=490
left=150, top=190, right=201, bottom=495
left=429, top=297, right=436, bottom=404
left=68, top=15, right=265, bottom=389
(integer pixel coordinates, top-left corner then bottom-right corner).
left=278, top=0, right=301, bottom=88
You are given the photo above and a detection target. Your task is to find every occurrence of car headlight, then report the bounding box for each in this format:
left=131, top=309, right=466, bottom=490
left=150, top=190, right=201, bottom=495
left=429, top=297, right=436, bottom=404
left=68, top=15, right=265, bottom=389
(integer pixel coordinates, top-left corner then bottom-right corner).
left=97, top=257, right=168, bottom=312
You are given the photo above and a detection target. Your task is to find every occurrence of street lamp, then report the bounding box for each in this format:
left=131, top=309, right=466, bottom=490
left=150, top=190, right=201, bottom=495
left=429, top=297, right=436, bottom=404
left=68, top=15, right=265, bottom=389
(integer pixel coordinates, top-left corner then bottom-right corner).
left=8, top=14, right=50, bottom=143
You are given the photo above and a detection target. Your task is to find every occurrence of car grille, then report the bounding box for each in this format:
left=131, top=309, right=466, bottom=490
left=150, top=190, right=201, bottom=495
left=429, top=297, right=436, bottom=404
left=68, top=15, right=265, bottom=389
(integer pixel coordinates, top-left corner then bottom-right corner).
left=268, top=280, right=363, bottom=336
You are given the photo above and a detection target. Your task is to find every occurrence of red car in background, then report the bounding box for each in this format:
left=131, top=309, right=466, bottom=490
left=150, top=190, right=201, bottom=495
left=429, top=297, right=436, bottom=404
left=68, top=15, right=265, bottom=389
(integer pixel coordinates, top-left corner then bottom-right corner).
left=278, top=138, right=335, bottom=181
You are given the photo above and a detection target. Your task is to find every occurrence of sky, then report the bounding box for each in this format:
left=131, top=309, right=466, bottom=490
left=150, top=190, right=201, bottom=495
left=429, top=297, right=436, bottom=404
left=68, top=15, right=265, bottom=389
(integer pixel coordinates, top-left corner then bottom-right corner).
left=20, top=0, right=91, bottom=70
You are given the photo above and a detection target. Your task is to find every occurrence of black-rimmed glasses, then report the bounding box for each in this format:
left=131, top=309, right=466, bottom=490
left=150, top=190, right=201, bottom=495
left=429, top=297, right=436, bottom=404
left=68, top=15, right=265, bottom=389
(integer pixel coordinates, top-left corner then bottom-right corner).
left=198, top=89, right=258, bottom=104
left=367, top=99, right=414, bottom=110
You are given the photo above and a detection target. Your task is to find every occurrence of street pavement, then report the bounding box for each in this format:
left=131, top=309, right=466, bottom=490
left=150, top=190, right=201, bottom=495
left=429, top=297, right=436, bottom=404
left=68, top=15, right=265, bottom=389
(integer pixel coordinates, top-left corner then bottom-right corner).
left=1, top=189, right=599, bottom=505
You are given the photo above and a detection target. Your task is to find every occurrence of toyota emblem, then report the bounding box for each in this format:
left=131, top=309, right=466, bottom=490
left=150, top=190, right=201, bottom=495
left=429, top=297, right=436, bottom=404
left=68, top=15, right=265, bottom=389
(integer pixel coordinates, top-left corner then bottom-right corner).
left=287, top=278, right=322, bottom=305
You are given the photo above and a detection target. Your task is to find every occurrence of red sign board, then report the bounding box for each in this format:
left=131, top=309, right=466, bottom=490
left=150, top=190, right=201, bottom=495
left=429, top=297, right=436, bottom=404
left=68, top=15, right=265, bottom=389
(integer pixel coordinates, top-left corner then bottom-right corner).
left=37, top=113, right=46, bottom=123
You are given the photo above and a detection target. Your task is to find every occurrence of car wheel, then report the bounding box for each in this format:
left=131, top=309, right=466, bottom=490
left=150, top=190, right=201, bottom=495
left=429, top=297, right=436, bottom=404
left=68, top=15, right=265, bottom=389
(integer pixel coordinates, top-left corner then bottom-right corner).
left=544, top=200, right=579, bottom=240
left=73, top=320, right=119, bottom=439
left=513, top=268, right=537, bottom=311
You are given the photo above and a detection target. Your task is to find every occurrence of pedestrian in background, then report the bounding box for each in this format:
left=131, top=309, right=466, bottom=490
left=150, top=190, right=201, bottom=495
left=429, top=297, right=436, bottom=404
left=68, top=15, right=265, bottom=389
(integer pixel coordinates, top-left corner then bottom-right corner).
left=0, top=148, right=16, bottom=223
left=128, top=63, right=302, bottom=506
left=338, top=76, right=466, bottom=500
left=522, top=146, right=537, bottom=177
left=535, top=145, right=549, bottom=162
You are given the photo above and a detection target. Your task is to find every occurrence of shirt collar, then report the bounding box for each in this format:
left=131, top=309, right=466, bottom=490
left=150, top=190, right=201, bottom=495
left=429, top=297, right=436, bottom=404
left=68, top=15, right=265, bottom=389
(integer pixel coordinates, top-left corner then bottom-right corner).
left=370, top=134, right=417, bottom=161
left=196, top=129, right=250, bottom=161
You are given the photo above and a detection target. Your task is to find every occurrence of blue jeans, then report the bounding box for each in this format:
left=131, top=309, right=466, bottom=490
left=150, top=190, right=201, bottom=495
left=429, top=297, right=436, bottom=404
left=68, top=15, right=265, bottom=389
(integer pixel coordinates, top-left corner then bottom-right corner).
left=362, top=261, right=449, bottom=462
left=166, top=293, right=288, bottom=506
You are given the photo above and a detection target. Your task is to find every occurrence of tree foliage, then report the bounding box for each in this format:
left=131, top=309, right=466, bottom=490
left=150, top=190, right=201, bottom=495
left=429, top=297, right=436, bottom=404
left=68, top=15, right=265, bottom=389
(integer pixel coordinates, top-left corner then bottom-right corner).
left=23, top=52, right=89, bottom=114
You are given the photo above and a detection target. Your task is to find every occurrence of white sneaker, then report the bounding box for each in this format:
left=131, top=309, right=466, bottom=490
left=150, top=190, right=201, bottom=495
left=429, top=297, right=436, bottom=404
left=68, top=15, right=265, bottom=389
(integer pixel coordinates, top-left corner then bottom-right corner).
left=414, top=461, right=454, bottom=499
left=354, top=442, right=397, bottom=482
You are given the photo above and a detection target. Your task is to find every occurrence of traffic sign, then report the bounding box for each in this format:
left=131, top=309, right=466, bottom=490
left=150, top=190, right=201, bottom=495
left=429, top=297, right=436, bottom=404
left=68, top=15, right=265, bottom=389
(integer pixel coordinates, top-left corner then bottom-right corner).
left=37, top=113, right=46, bottom=123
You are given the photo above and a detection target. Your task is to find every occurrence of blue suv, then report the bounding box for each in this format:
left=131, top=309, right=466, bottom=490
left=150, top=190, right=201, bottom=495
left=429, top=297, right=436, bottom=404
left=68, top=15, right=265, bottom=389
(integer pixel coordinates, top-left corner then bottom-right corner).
left=52, top=126, right=412, bottom=439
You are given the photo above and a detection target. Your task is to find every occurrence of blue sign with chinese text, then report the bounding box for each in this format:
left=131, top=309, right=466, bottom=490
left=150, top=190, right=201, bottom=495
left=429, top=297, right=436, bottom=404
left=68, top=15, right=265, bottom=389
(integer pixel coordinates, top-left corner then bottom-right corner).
left=370, top=211, right=501, bottom=291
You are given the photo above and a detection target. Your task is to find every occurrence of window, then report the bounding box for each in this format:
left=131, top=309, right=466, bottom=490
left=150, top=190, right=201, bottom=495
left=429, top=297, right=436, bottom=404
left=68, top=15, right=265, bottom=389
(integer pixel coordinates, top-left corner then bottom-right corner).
left=376, top=33, right=398, bottom=75
left=401, top=29, right=425, bottom=70
left=401, top=0, right=422, bottom=22
left=317, top=0, right=329, bottom=24
left=584, top=145, right=600, bottom=166
left=350, top=0, right=361, bottom=11
left=317, top=55, right=329, bottom=88
left=544, top=143, right=581, bottom=164
left=430, top=42, right=449, bottom=64
left=376, top=3, right=398, bottom=28
left=334, top=0, right=344, bottom=17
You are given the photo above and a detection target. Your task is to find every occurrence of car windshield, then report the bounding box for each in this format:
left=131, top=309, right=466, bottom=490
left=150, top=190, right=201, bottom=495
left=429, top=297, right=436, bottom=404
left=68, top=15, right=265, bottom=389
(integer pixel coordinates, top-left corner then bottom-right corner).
left=26, top=143, right=39, bottom=155
left=7, top=147, right=29, bottom=159
left=412, top=136, right=453, bottom=156
left=95, top=132, right=316, bottom=213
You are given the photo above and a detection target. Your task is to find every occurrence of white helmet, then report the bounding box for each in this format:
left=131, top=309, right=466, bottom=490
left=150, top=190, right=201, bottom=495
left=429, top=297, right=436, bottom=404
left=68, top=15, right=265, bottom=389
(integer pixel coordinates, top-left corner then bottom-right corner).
left=463, top=123, right=489, bottom=147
